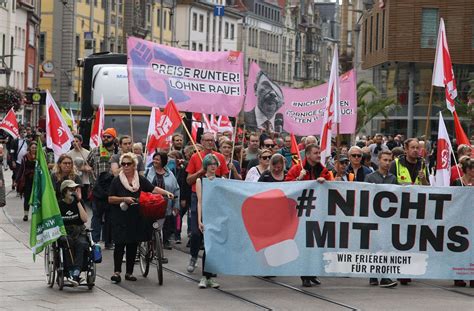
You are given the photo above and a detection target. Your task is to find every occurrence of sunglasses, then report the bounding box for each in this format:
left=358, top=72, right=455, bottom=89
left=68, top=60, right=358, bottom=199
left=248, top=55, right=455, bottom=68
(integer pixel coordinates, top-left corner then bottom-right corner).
left=351, top=154, right=362, bottom=158
left=260, top=155, right=271, bottom=160
left=103, top=135, right=113, bottom=139
left=265, top=144, right=275, bottom=148
left=209, top=162, right=218, bottom=166
left=121, top=162, right=133, bottom=167
left=340, top=161, right=349, bottom=165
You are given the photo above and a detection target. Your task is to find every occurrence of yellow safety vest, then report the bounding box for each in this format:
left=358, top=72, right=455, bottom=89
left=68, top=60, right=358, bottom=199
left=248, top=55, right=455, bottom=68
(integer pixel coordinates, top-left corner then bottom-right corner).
left=395, top=158, right=421, bottom=185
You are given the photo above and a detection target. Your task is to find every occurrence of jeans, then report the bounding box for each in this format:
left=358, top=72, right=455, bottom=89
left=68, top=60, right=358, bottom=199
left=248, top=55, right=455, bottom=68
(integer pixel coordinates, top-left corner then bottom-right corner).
left=189, top=193, right=212, bottom=278
left=113, top=243, right=138, bottom=274
left=91, top=199, right=112, bottom=244
left=59, top=234, right=89, bottom=273
left=162, top=214, right=174, bottom=243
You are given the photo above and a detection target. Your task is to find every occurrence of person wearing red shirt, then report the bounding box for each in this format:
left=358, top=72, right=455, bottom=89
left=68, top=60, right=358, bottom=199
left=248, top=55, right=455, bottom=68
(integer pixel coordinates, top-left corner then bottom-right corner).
left=186, top=132, right=229, bottom=273
left=450, top=144, right=472, bottom=184
left=285, top=144, right=330, bottom=287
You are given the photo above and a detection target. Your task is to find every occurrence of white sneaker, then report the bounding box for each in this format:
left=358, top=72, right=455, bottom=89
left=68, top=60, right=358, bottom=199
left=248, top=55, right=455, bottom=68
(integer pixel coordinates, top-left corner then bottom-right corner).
left=198, top=277, right=207, bottom=288
left=187, top=257, right=197, bottom=273
left=66, top=277, right=79, bottom=287
left=206, top=278, right=220, bottom=289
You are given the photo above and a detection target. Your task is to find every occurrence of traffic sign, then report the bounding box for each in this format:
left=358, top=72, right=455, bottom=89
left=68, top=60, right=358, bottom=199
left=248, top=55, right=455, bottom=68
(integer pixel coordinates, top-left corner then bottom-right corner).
left=214, top=5, right=224, bottom=17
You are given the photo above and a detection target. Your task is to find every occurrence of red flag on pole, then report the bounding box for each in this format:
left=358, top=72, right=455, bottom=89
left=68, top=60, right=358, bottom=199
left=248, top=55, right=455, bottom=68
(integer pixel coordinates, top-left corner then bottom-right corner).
left=290, top=134, right=301, bottom=167
left=146, top=99, right=182, bottom=152
left=320, top=45, right=340, bottom=165
left=432, top=18, right=469, bottom=145
left=0, top=108, right=19, bottom=139
left=89, top=95, right=105, bottom=149
left=434, top=112, right=452, bottom=186
left=46, top=90, right=74, bottom=161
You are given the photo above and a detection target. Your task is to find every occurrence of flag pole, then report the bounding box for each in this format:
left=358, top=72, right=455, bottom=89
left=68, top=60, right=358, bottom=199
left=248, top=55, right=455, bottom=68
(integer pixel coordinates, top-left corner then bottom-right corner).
left=181, top=116, right=203, bottom=161
left=451, top=149, right=464, bottom=187
left=228, top=118, right=238, bottom=179
left=239, top=124, right=246, bottom=169
left=128, top=103, right=134, bottom=142
left=424, top=84, right=435, bottom=140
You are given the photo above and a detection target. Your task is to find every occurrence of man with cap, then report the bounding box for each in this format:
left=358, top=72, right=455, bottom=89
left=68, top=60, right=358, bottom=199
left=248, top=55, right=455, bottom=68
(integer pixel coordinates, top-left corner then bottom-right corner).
left=330, top=154, right=355, bottom=181
left=87, top=127, right=118, bottom=248
left=58, top=179, right=89, bottom=286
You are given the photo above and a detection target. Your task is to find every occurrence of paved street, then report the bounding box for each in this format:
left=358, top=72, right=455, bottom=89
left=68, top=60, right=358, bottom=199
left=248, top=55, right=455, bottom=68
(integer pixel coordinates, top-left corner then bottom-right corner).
left=1, top=173, right=473, bottom=310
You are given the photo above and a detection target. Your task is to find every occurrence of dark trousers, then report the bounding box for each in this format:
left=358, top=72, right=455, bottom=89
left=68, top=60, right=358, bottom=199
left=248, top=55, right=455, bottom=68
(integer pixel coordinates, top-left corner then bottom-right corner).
left=190, top=193, right=212, bottom=278
left=113, top=242, right=138, bottom=274
left=59, top=235, right=89, bottom=273
left=177, top=201, right=190, bottom=237
left=91, top=199, right=112, bottom=244
left=23, top=184, right=32, bottom=212
left=162, top=215, right=174, bottom=243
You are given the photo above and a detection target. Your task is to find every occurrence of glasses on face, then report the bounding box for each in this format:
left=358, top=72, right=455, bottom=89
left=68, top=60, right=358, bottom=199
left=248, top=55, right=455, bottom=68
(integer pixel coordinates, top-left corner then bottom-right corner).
left=121, top=162, right=133, bottom=167
left=351, top=154, right=362, bottom=158
left=103, top=135, right=113, bottom=139
left=260, top=155, right=271, bottom=160
left=61, top=161, right=73, bottom=165
left=265, top=144, right=275, bottom=148
left=209, top=162, right=218, bottom=166
left=340, top=161, right=349, bottom=165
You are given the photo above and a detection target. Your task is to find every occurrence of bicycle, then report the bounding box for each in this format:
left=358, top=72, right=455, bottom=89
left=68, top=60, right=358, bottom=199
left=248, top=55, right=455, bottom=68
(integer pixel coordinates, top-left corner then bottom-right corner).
left=138, top=218, right=165, bottom=285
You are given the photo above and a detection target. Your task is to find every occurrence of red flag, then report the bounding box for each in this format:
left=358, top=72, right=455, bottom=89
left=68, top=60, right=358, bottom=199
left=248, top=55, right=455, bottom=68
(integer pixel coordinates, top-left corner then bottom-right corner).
left=46, top=90, right=74, bottom=160
left=146, top=99, right=182, bottom=152
left=434, top=112, right=452, bottom=186
left=452, top=111, right=470, bottom=146
left=0, top=108, right=19, bottom=139
left=89, top=95, right=105, bottom=149
left=290, top=134, right=301, bottom=167
left=191, top=113, right=202, bottom=141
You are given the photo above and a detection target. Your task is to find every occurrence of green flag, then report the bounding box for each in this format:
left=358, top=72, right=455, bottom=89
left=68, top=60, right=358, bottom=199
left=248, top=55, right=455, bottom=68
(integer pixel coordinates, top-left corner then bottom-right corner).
left=29, top=138, right=66, bottom=259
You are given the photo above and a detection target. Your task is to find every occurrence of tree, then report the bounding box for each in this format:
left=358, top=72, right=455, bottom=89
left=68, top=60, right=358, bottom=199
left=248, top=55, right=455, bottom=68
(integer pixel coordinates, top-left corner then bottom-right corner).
left=356, top=81, right=398, bottom=135
left=0, top=86, right=25, bottom=112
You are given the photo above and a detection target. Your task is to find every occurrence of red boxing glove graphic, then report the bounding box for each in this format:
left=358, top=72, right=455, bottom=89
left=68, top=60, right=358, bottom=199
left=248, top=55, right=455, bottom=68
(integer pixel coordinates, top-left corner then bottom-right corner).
left=242, top=189, right=300, bottom=267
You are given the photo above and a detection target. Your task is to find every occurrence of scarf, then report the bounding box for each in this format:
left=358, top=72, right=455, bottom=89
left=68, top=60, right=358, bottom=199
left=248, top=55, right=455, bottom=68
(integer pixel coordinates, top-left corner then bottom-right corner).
left=119, top=170, right=140, bottom=192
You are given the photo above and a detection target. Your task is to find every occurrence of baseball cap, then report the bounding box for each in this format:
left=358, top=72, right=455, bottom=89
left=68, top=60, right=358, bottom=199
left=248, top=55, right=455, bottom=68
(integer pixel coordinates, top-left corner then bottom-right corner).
left=60, top=180, right=80, bottom=192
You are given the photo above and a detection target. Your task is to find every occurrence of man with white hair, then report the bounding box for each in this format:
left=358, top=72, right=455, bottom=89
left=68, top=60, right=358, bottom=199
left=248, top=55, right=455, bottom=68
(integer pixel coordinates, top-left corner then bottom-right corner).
left=346, top=146, right=372, bottom=182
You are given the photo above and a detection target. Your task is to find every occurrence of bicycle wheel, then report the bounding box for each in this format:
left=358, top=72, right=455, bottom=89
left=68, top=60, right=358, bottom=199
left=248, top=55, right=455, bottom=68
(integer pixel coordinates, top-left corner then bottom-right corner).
left=154, top=230, right=163, bottom=285
left=138, top=241, right=151, bottom=277
left=44, top=244, right=55, bottom=288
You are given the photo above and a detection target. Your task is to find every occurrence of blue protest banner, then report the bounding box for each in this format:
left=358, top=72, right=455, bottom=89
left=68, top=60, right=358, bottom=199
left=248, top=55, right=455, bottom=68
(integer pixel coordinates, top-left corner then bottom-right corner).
left=214, top=5, right=224, bottom=17
left=202, top=179, right=474, bottom=280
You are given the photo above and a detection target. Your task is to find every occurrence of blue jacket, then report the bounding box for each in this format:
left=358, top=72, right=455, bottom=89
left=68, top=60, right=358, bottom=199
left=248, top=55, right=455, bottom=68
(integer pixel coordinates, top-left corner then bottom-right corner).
left=144, top=167, right=180, bottom=216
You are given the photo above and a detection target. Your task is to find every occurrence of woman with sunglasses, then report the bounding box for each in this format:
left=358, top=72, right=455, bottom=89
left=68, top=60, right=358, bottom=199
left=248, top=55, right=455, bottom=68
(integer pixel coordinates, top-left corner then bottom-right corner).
left=245, top=149, right=272, bottom=182
left=15, top=141, right=37, bottom=221
left=51, top=154, right=82, bottom=201
left=108, top=153, right=174, bottom=284
left=258, top=154, right=286, bottom=182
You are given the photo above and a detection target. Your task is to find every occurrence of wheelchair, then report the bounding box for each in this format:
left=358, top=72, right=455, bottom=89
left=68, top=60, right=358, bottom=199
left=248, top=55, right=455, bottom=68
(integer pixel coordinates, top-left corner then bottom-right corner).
left=44, top=229, right=97, bottom=290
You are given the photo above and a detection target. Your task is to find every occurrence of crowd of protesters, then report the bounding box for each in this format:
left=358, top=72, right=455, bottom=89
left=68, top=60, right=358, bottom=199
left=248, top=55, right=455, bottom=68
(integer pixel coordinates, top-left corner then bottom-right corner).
left=0, top=124, right=472, bottom=289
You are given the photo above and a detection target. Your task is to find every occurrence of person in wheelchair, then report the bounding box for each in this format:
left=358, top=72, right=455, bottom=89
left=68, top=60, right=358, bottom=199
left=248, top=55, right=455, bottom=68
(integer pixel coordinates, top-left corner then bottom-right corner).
left=58, top=179, right=89, bottom=286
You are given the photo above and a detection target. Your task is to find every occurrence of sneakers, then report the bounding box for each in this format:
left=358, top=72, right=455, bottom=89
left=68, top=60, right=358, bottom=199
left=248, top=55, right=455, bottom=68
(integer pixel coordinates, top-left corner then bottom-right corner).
left=454, top=280, right=467, bottom=287
left=198, top=277, right=207, bottom=288
left=22, top=215, right=28, bottom=221
left=111, top=273, right=121, bottom=283
left=198, top=277, right=220, bottom=289
left=187, top=257, right=197, bottom=273
left=206, top=278, right=220, bottom=288
left=175, top=236, right=181, bottom=244
left=379, top=278, right=398, bottom=288
left=66, top=277, right=79, bottom=287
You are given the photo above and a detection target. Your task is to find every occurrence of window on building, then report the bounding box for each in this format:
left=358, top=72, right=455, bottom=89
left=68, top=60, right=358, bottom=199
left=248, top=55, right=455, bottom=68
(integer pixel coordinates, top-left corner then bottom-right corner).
left=169, top=11, right=172, bottom=30
left=421, top=8, right=439, bottom=48
left=230, top=24, right=234, bottom=40
left=27, top=65, right=34, bottom=89
left=192, top=13, right=197, bottom=31
left=369, top=16, right=373, bottom=53
left=28, top=25, right=35, bottom=46
left=157, top=9, right=161, bottom=27
left=192, top=42, right=196, bottom=51
left=198, top=43, right=203, bottom=51
left=146, top=5, right=151, bottom=23
left=75, top=34, right=80, bottom=60
left=472, top=19, right=474, bottom=49
left=39, top=33, right=46, bottom=62
left=364, top=19, right=368, bottom=55
left=94, top=0, right=97, bottom=7
left=199, top=14, right=204, bottom=32
left=382, top=10, right=385, bottom=49
left=347, top=31, right=352, bottom=46
left=112, top=0, right=116, bottom=11
left=102, top=0, right=106, bottom=9
left=375, top=13, right=379, bottom=50
left=163, top=12, right=167, bottom=30
left=225, top=22, right=229, bottom=39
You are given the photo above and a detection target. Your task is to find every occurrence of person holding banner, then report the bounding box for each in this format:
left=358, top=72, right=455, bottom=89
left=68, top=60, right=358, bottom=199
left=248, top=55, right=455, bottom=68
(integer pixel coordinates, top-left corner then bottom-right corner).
left=195, top=153, right=221, bottom=289
left=186, top=132, right=229, bottom=273
left=285, top=144, right=330, bottom=287
left=450, top=144, right=472, bottom=184
left=364, top=150, right=398, bottom=288
left=258, top=154, right=286, bottom=182
left=389, top=138, right=430, bottom=186
left=245, top=149, right=272, bottom=182
left=346, top=146, right=372, bottom=182
left=16, top=141, right=37, bottom=221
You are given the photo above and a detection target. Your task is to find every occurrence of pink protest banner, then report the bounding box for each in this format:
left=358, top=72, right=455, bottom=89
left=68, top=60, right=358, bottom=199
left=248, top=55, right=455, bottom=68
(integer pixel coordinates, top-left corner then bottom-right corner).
left=127, top=37, right=244, bottom=116
left=243, top=62, right=357, bottom=136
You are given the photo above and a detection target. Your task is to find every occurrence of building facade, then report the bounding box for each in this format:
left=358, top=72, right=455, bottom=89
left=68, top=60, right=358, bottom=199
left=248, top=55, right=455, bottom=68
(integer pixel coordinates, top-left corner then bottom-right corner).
left=361, top=0, right=474, bottom=138
left=0, top=0, right=41, bottom=125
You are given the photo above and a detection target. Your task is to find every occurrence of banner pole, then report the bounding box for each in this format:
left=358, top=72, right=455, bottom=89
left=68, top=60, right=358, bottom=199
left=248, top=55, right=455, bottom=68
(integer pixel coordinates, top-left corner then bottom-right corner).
left=128, top=103, right=134, bottom=142
left=451, top=148, right=464, bottom=187
left=424, top=84, right=435, bottom=140
left=228, top=118, right=238, bottom=178
left=181, top=117, right=203, bottom=161
left=239, top=124, right=246, bottom=170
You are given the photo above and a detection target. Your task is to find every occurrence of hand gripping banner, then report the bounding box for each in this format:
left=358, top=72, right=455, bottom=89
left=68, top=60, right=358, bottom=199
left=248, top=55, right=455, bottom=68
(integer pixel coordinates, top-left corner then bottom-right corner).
left=202, top=179, right=473, bottom=279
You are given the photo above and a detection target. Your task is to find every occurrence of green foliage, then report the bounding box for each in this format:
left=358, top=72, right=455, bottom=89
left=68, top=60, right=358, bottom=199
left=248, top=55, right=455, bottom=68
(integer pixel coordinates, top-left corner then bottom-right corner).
left=0, top=86, right=25, bottom=112
left=356, top=81, right=398, bottom=134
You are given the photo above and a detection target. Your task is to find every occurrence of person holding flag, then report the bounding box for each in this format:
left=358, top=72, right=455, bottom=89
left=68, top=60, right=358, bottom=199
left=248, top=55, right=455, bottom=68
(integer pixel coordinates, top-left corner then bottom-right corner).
left=16, top=141, right=38, bottom=221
